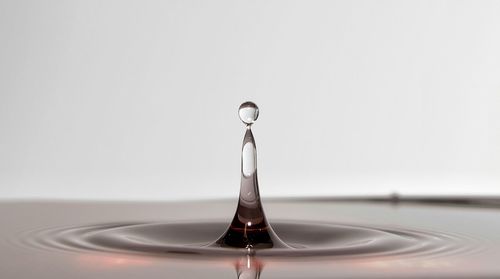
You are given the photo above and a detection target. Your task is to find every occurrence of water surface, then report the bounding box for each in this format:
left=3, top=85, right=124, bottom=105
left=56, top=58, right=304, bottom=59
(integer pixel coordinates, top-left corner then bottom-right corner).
left=1, top=198, right=499, bottom=278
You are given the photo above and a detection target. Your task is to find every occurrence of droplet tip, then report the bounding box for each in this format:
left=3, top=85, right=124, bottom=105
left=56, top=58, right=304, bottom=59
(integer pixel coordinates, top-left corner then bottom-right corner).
left=239, top=102, right=259, bottom=125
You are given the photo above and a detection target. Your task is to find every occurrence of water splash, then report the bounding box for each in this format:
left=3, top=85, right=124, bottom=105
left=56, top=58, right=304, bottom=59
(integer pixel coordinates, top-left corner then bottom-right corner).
left=215, top=102, right=289, bottom=249
left=18, top=102, right=478, bottom=264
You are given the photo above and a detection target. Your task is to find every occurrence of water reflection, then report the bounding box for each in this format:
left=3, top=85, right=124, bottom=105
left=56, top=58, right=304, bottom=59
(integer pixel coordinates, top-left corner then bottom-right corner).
left=236, top=255, right=261, bottom=279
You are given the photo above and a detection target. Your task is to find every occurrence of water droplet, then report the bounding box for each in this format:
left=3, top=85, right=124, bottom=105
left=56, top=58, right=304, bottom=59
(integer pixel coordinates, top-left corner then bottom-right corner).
left=238, top=102, right=259, bottom=126
left=19, top=101, right=478, bottom=275
left=215, top=102, right=288, bottom=248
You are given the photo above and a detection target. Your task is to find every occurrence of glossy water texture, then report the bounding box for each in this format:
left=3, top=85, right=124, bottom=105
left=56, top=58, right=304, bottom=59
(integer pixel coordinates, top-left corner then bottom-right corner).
left=3, top=198, right=500, bottom=278
left=215, top=102, right=286, bottom=249
left=3, top=104, right=500, bottom=277
left=27, top=220, right=467, bottom=258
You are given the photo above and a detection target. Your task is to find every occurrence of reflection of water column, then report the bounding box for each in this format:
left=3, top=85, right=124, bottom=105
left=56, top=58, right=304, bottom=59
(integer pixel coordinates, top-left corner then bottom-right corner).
left=216, top=102, right=288, bottom=248
left=236, top=255, right=261, bottom=279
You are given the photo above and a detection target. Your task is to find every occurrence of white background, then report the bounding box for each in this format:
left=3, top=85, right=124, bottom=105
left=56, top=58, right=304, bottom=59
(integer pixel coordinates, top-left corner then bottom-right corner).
left=1, top=0, right=499, bottom=200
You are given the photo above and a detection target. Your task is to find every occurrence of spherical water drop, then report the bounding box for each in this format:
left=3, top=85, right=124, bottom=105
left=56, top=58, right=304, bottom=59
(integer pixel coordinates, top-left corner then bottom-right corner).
left=239, top=102, right=259, bottom=125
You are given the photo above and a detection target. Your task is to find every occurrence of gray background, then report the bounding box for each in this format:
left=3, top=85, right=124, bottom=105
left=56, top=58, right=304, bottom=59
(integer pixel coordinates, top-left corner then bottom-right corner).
left=1, top=0, right=499, bottom=200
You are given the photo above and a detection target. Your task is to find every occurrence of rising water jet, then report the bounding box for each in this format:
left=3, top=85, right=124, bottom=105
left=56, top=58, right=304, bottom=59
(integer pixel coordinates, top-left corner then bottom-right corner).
left=214, top=102, right=289, bottom=249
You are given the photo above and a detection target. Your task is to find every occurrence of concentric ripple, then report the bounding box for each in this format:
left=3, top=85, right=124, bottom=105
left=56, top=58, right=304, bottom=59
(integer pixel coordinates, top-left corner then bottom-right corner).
left=24, top=220, right=473, bottom=259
